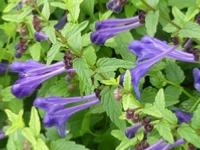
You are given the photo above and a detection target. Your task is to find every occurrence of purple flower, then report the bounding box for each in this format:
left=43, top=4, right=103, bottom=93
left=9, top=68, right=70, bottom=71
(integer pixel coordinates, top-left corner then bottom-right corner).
left=91, top=16, right=143, bottom=45
left=129, top=36, right=196, bottom=64
left=193, top=68, right=200, bottom=92
left=106, top=0, right=127, bottom=13
left=125, top=123, right=142, bottom=138
left=0, top=130, right=5, bottom=140
left=145, top=139, right=185, bottom=150
left=130, top=45, right=177, bottom=99
left=34, top=32, right=48, bottom=42
left=34, top=93, right=99, bottom=137
left=0, top=62, right=8, bottom=74
left=54, top=14, right=68, bottom=30
left=10, top=60, right=75, bottom=98
left=174, top=109, right=192, bottom=123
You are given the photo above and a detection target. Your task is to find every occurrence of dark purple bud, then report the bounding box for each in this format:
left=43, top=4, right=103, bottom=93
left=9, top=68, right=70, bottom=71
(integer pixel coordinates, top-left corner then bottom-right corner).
left=125, top=123, right=142, bottom=138
left=106, top=0, right=127, bottom=13
left=33, top=15, right=42, bottom=32
left=114, top=87, right=122, bottom=101
left=144, top=123, right=154, bottom=132
left=54, top=14, right=68, bottom=30
left=174, top=109, right=192, bottom=123
left=34, top=32, right=48, bottom=42
left=196, top=13, right=200, bottom=24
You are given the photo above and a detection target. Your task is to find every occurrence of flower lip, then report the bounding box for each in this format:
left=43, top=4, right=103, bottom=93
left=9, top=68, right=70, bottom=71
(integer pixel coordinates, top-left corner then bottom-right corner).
left=106, top=0, right=127, bottom=13
left=173, top=108, right=192, bottom=123
left=34, top=32, right=48, bottom=42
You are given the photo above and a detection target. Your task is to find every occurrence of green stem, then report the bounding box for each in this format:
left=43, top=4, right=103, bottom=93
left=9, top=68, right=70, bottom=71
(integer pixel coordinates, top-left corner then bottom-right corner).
left=190, top=98, right=200, bottom=111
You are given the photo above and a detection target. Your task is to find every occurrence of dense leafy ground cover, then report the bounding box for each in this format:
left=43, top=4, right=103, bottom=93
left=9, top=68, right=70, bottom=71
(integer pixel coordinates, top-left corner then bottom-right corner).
left=0, top=0, right=200, bottom=150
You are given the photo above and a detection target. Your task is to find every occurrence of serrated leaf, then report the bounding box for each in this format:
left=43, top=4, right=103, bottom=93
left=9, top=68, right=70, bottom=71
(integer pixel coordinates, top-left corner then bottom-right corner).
left=101, top=87, right=126, bottom=130
left=5, top=110, right=24, bottom=135
left=65, top=0, right=84, bottom=22
left=145, top=10, right=159, bottom=36
left=178, top=123, right=200, bottom=148
left=29, top=43, right=41, bottom=61
left=142, top=104, right=162, bottom=118
left=51, top=140, right=89, bottom=150
left=22, top=128, right=36, bottom=147
left=73, top=58, right=93, bottom=94
left=122, top=94, right=141, bottom=110
left=47, top=42, right=61, bottom=65
left=42, top=0, right=50, bottom=20
left=96, top=58, right=133, bottom=73
left=154, top=89, right=165, bottom=110
left=165, top=61, right=185, bottom=84
left=156, top=120, right=174, bottom=143
left=29, top=107, right=41, bottom=137
left=123, top=70, right=132, bottom=92
left=179, top=22, right=200, bottom=39
left=82, top=46, right=97, bottom=66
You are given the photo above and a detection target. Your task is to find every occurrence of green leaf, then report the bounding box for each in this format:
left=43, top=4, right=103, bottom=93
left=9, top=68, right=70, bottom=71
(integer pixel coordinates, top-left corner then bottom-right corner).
left=145, top=10, right=159, bottom=36
left=81, top=0, right=95, bottom=16
left=46, top=42, right=62, bottom=65
left=82, top=46, right=97, bottom=66
left=96, top=58, right=133, bottom=73
left=179, top=22, right=200, bottom=39
left=106, top=32, right=135, bottom=61
left=50, top=140, right=89, bottom=150
left=165, top=61, right=185, bottom=84
left=29, top=107, right=41, bottom=137
left=5, top=110, right=24, bottom=135
left=160, top=109, right=177, bottom=125
left=73, top=58, right=93, bottom=94
left=164, top=86, right=181, bottom=106
left=42, top=0, right=50, bottom=20
left=29, top=43, right=41, bottom=61
left=65, top=0, right=84, bottom=22
left=156, top=120, right=174, bottom=143
left=168, top=0, right=196, bottom=9
left=36, top=138, right=49, bottom=150
left=123, top=70, right=132, bottom=92
left=6, top=131, right=25, bottom=150
left=191, top=104, right=200, bottom=129
left=22, top=128, right=36, bottom=147
left=101, top=87, right=126, bottom=130
left=178, top=123, right=200, bottom=148
left=122, top=94, right=141, bottom=110
left=154, top=89, right=165, bottom=110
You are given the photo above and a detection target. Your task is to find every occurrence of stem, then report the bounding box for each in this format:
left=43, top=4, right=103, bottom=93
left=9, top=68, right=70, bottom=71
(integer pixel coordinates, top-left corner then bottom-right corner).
left=190, top=98, right=200, bottom=111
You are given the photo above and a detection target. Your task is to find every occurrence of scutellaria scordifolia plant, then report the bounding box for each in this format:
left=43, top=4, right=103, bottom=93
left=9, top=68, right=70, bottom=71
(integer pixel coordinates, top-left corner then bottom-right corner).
left=1, top=0, right=200, bottom=149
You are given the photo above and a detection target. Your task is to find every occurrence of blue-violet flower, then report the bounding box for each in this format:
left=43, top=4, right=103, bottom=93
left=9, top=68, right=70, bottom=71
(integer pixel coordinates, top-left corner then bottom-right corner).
left=10, top=60, right=75, bottom=98
left=54, top=13, right=68, bottom=30
left=125, top=123, right=142, bottom=139
left=91, top=15, right=143, bottom=45
left=145, top=139, right=185, bottom=150
left=193, top=68, right=200, bottom=92
left=34, top=32, right=48, bottom=42
left=34, top=93, right=99, bottom=137
left=174, top=109, right=192, bottom=123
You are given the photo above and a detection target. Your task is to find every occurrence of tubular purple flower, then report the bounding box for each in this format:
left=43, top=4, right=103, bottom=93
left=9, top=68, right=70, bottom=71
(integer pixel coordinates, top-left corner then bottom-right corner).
left=130, top=46, right=177, bottom=99
left=10, top=60, right=75, bottom=98
left=54, top=14, right=68, bottom=30
left=91, top=16, right=143, bottom=45
left=125, top=123, right=142, bottom=139
left=173, top=109, right=192, bottom=123
left=34, top=32, right=48, bottom=42
left=193, top=68, right=200, bottom=92
left=145, top=139, right=185, bottom=150
left=129, top=36, right=196, bottom=64
left=106, top=0, right=127, bottom=13
left=34, top=94, right=99, bottom=137
left=0, top=62, right=8, bottom=74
